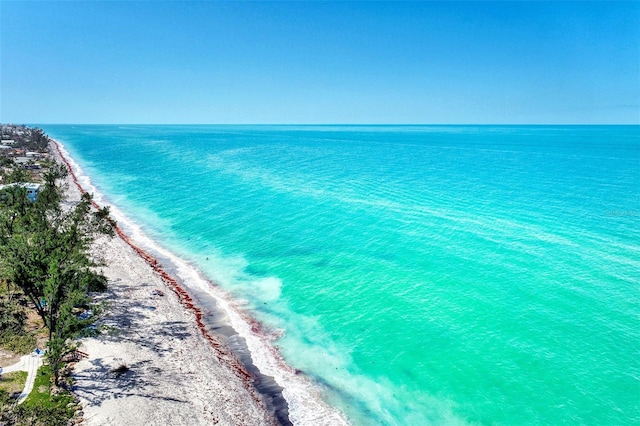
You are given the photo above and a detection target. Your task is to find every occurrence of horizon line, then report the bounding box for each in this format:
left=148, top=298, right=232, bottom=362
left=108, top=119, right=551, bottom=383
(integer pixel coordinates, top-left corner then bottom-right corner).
left=4, top=123, right=639, bottom=127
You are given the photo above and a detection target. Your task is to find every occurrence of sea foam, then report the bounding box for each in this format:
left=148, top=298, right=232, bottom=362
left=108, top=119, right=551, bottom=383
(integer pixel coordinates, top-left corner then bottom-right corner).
left=55, top=141, right=350, bottom=426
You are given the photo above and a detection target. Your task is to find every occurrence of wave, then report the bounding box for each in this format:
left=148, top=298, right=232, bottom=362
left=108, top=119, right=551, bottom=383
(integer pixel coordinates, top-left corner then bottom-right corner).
left=53, top=140, right=350, bottom=426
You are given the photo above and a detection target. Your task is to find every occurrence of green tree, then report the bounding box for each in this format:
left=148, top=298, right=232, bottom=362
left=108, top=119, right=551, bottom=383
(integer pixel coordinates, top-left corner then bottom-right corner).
left=6, top=167, right=30, bottom=184
left=0, top=163, right=113, bottom=384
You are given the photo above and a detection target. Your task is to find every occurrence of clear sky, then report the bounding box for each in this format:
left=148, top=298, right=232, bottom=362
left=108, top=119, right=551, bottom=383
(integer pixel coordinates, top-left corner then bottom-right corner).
left=1, top=1, right=639, bottom=124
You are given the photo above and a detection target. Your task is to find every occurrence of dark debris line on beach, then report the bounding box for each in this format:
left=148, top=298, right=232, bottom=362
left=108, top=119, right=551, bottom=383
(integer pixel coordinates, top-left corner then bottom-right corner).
left=53, top=141, right=292, bottom=426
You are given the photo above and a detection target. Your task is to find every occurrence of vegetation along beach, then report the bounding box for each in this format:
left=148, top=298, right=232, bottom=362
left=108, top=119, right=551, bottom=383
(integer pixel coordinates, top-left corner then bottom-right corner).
left=2, top=125, right=345, bottom=424
left=1, top=1, right=639, bottom=425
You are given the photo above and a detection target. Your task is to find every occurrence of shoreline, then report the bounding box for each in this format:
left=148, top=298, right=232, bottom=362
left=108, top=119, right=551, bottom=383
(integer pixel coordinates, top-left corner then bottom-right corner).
left=51, top=140, right=349, bottom=425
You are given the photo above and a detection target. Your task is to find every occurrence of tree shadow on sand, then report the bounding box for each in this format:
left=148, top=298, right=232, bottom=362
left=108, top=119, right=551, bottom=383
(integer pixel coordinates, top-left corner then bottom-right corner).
left=100, top=318, right=193, bottom=357
left=92, top=281, right=195, bottom=357
left=72, top=357, right=188, bottom=407
left=72, top=279, right=198, bottom=407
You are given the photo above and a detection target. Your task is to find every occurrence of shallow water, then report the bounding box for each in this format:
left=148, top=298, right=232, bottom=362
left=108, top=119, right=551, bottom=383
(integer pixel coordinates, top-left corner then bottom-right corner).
left=43, top=125, right=640, bottom=425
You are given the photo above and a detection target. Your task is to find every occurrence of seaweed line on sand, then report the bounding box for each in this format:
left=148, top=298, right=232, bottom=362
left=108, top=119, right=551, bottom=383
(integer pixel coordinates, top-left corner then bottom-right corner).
left=52, top=141, right=255, bottom=386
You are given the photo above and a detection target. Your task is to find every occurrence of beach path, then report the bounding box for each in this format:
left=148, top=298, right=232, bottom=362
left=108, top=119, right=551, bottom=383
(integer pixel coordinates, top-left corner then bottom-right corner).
left=0, top=352, right=44, bottom=404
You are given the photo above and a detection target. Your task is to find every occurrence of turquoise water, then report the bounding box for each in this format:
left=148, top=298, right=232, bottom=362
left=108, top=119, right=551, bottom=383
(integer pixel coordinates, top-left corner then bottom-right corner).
left=43, top=125, right=639, bottom=425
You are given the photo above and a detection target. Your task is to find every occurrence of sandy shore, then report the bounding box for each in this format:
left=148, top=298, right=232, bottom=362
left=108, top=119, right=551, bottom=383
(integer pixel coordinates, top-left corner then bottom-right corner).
left=55, top=148, right=276, bottom=425
left=50, top=139, right=351, bottom=426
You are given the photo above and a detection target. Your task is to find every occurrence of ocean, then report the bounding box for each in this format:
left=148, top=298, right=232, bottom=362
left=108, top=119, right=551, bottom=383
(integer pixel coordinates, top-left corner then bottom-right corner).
left=42, top=125, right=639, bottom=425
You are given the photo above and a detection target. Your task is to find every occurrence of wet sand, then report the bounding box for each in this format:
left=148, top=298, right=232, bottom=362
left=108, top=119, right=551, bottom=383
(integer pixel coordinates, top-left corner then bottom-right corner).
left=54, top=143, right=277, bottom=425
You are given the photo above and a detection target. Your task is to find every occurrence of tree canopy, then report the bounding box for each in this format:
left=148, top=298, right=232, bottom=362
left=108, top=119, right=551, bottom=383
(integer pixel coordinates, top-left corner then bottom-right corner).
left=0, top=163, right=113, bottom=384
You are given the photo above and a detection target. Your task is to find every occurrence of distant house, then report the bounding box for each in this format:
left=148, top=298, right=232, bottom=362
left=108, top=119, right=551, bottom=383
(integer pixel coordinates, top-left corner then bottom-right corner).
left=0, top=182, right=43, bottom=201
left=25, top=183, right=42, bottom=201
left=14, top=157, right=31, bottom=165
left=14, top=157, right=40, bottom=170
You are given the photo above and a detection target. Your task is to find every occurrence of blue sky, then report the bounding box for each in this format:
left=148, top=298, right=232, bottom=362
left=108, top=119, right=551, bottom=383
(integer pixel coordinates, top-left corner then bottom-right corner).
left=1, top=1, right=639, bottom=124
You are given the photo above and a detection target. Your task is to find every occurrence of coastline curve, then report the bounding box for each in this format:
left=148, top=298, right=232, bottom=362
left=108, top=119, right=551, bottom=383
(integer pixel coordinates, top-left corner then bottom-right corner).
left=52, top=140, right=292, bottom=424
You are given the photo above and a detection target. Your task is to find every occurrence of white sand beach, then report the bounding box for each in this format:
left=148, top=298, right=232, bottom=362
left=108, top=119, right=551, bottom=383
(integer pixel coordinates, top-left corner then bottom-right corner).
left=50, top=139, right=350, bottom=426
left=55, top=149, right=275, bottom=425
